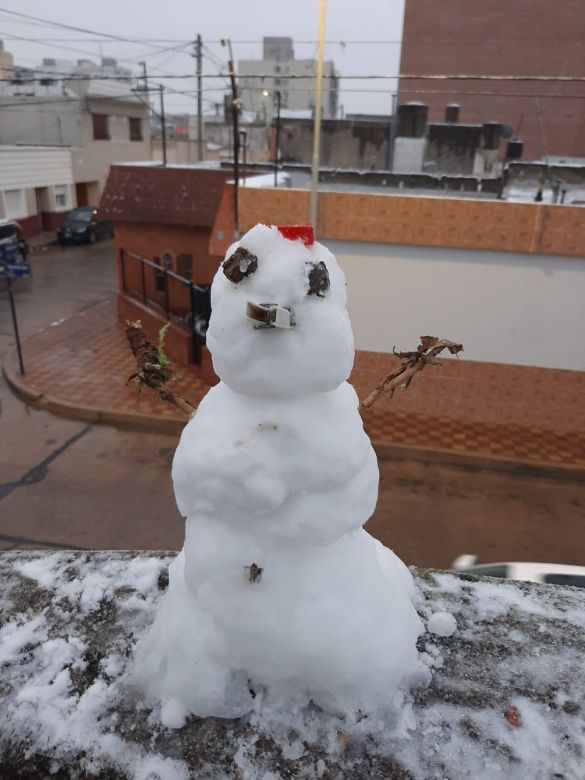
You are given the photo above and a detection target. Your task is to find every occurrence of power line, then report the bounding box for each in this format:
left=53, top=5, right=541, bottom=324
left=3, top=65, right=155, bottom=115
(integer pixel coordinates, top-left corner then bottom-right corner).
left=3, top=73, right=585, bottom=83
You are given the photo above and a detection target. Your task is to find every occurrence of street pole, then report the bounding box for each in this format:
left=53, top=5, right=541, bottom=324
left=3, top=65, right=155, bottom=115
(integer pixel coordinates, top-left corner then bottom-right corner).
left=239, top=130, right=247, bottom=185
left=310, top=0, right=327, bottom=229
left=159, top=84, right=167, bottom=167
left=2, top=270, right=25, bottom=375
left=196, top=34, right=204, bottom=162
left=222, top=38, right=240, bottom=236
left=274, top=90, right=281, bottom=188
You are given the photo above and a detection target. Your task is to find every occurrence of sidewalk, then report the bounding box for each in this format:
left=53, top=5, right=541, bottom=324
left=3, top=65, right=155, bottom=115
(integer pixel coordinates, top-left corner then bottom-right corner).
left=4, top=296, right=585, bottom=470
left=28, top=231, right=57, bottom=253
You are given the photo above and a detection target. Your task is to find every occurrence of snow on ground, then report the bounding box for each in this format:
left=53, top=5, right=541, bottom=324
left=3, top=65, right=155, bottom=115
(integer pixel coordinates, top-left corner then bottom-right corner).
left=1, top=550, right=584, bottom=779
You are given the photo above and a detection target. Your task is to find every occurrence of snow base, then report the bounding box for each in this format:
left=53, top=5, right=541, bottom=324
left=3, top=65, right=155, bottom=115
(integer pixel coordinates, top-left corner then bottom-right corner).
left=1, top=551, right=585, bottom=780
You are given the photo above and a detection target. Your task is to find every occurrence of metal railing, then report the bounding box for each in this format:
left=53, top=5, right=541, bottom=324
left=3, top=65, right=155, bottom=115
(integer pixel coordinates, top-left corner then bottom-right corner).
left=119, top=248, right=211, bottom=364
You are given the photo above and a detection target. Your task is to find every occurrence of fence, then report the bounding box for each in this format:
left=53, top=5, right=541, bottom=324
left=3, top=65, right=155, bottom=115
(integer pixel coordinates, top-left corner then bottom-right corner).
left=119, top=249, right=211, bottom=364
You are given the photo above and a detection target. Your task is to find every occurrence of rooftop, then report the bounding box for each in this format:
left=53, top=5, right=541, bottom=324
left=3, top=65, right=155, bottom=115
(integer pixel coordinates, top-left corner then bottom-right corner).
left=99, top=165, right=234, bottom=228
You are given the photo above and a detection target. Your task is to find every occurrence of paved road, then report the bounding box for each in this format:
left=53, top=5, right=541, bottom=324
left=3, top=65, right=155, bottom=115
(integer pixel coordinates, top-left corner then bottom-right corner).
left=1, top=240, right=584, bottom=568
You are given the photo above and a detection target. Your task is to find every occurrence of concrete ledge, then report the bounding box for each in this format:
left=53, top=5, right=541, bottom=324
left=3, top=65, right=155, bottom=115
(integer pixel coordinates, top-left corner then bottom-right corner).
left=1, top=550, right=584, bottom=778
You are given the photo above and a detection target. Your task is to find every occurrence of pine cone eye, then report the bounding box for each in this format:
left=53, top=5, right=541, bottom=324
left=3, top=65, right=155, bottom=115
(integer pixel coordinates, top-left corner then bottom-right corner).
left=307, top=261, right=330, bottom=297
left=223, top=247, right=258, bottom=283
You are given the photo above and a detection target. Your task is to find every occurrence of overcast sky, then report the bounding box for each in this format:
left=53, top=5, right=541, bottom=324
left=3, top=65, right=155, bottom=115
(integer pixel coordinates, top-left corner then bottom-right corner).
left=0, top=0, right=406, bottom=115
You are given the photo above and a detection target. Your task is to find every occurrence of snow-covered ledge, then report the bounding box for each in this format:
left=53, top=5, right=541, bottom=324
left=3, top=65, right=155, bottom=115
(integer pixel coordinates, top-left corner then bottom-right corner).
left=1, top=550, right=583, bottom=779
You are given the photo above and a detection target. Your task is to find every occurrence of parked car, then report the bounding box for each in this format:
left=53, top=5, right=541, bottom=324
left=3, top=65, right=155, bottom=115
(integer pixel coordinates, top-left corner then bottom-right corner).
left=57, top=207, right=113, bottom=245
left=452, top=555, right=585, bottom=588
left=0, top=219, right=31, bottom=278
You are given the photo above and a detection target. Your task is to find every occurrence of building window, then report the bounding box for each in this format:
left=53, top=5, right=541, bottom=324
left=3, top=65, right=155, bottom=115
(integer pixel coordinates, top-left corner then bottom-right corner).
left=93, top=114, right=110, bottom=140
left=54, top=184, right=69, bottom=210
left=178, top=254, right=193, bottom=280
left=4, top=189, right=24, bottom=219
left=154, top=257, right=166, bottom=293
left=129, top=117, right=143, bottom=142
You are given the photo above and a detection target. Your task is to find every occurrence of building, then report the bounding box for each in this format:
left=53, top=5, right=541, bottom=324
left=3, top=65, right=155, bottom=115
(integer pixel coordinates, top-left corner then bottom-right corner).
left=0, top=145, right=75, bottom=234
left=0, top=46, right=151, bottom=206
left=277, top=116, right=391, bottom=169
left=239, top=37, right=338, bottom=121
left=398, top=0, right=585, bottom=161
left=393, top=102, right=504, bottom=177
left=0, top=40, right=14, bottom=80
left=187, top=107, right=270, bottom=163
left=99, top=164, right=237, bottom=380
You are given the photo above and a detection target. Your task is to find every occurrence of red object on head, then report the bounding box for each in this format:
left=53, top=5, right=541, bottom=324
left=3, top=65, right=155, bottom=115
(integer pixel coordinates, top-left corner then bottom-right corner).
left=277, top=224, right=314, bottom=246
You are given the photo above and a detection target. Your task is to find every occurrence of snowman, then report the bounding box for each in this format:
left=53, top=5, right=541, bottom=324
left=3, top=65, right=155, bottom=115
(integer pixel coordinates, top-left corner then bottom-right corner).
left=133, top=224, right=425, bottom=728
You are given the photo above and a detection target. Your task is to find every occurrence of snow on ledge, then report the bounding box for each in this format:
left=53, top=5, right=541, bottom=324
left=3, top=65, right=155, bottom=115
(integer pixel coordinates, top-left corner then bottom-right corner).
left=0, top=550, right=584, bottom=779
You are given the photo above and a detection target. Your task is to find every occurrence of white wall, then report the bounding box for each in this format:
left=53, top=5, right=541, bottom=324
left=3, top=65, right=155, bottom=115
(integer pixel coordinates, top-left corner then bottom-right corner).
left=332, top=240, right=585, bottom=371
left=0, top=145, right=75, bottom=219
left=393, top=137, right=425, bottom=173
left=0, top=145, right=74, bottom=189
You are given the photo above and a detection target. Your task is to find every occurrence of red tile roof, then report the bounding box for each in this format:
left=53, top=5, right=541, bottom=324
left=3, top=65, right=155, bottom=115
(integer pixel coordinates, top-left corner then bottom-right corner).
left=99, top=165, right=233, bottom=228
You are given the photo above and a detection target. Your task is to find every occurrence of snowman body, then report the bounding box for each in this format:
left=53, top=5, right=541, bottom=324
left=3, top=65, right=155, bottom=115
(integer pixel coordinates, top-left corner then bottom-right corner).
left=133, top=224, right=424, bottom=726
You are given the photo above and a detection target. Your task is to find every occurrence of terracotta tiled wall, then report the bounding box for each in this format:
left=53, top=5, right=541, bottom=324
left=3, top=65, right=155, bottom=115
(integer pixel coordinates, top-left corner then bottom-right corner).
left=204, top=186, right=585, bottom=441
left=236, top=188, right=585, bottom=257
left=351, top=351, right=585, bottom=435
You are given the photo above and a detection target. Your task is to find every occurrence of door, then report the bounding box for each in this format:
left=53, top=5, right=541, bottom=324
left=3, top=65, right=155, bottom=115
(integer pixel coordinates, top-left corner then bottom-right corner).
left=34, top=187, right=52, bottom=230
left=76, top=182, right=89, bottom=207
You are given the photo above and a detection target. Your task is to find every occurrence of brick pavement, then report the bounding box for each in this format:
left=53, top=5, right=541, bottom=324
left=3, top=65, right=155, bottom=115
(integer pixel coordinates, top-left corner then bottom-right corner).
left=4, top=296, right=585, bottom=469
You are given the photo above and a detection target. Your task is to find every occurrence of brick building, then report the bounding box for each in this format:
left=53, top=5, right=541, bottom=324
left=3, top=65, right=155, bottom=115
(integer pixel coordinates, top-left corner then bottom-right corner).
left=398, top=0, right=585, bottom=161
left=99, top=164, right=235, bottom=381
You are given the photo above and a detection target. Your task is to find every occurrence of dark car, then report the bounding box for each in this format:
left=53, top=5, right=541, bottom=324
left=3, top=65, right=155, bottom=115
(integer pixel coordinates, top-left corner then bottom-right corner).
left=57, top=207, right=113, bottom=245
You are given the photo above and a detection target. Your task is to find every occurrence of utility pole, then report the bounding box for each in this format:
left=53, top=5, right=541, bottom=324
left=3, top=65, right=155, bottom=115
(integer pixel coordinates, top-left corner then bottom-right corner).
left=140, top=61, right=148, bottom=92
left=222, top=38, right=239, bottom=236
left=310, top=0, right=327, bottom=229
left=274, top=90, right=281, bottom=188
left=159, top=84, right=167, bottom=167
left=196, top=34, right=203, bottom=161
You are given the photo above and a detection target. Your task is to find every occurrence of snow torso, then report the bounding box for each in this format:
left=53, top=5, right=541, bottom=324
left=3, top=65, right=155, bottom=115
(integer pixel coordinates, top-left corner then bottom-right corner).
left=173, top=381, right=378, bottom=545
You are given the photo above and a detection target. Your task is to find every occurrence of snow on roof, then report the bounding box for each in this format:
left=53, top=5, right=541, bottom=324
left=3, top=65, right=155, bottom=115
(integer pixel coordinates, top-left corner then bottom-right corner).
left=239, top=172, right=291, bottom=188
left=279, top=109, right=313, bottom=120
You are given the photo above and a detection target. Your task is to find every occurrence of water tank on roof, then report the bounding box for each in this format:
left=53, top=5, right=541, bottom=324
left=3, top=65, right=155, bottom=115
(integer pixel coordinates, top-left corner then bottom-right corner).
left=506, top=139, right=523, bottom=160
left=397, top=103, right=428, bottom=138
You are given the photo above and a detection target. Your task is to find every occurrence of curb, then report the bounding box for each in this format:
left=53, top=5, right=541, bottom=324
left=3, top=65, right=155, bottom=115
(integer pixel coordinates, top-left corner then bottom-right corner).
left=2, top=348, right=185, bottom=436
left=4, top=343, right=585, bottom=477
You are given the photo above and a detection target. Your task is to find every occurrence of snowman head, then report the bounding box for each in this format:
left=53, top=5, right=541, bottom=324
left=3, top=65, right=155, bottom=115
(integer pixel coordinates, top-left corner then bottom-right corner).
left=206, top=223, right=354, bottom=396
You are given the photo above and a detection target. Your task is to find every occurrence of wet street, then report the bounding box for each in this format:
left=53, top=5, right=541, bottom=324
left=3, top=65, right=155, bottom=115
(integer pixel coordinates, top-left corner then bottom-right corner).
left=1, top=239, right=584, bottom=568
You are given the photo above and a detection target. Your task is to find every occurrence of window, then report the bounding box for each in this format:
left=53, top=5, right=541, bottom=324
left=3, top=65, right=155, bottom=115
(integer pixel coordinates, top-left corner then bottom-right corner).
left=92, top=114, right=110, bottom=140
left=178, top=254, right=192, bottom=280
left=154, top=257, right=166, bottom=293
left=4, top=189, right=24, bottom=219
left=54, top=185, right=69, bottom=210
left=129, top=117, right=143, bottom=142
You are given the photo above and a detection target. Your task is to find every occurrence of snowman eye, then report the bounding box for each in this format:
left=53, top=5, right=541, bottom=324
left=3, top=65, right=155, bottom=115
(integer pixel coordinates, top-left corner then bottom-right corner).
left=307, top=261, right=330, bottom=298
left=223, top=247, right=258, bottom=284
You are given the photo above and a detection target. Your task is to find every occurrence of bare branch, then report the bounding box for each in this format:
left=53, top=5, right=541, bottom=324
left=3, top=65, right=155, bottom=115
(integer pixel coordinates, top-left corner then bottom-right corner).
left=360, top=336, right=463, bottom=409
left=125, top=320, right=196, bottom=417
